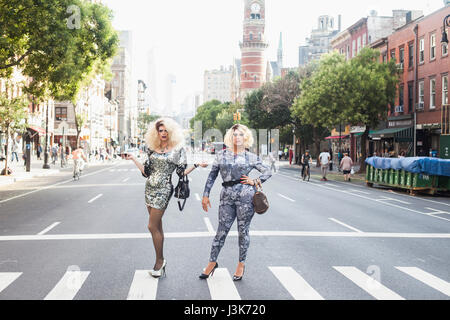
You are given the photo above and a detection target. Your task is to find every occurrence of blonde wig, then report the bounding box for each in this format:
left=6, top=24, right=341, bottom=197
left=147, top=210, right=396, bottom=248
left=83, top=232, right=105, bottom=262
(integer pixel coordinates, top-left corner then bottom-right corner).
left=145, top=117, right=185, bottom=151
left=224, top=124, right=254, bottom=149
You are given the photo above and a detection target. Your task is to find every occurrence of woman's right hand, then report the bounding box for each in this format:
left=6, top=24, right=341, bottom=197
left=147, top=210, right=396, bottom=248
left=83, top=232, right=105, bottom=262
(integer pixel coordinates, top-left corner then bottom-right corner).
left=202, top=197, right=211, bottom=212
left=123, top=153, right=134, bottom=161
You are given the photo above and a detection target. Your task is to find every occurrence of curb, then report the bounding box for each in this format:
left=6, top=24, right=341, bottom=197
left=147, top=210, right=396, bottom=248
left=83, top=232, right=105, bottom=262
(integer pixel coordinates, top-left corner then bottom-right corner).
left=0, top=169, right=61, bottom=187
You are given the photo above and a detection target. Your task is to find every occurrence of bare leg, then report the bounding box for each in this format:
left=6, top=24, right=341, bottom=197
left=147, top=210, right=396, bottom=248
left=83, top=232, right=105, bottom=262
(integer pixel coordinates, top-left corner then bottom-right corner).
left=147, top=206, right=165, bottom=270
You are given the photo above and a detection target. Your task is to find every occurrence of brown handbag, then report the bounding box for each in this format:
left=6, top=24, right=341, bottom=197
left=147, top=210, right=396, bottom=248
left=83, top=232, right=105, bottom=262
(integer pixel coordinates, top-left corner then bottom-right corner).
left=253, top=179, right=269, bottom=214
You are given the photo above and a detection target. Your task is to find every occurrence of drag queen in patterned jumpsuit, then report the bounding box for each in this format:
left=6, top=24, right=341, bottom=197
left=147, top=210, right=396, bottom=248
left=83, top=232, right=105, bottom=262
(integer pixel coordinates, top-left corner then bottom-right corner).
left=125, top=118, right=208, bottom=278
left=200, top=124, right=272, bottom=281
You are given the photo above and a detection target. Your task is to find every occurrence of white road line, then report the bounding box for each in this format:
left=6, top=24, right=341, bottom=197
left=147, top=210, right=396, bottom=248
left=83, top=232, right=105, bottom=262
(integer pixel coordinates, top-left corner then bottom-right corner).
left=44, top=271, right=90, bottom=300
left=329, top=218, right=363, bottom=233
left=277, top=175, right=450, bottom=223
left=88, top=194, right=103, bottom=203
left=207, top=268, right=241, bottom=300
left=277, top=193, right=295, bottom=202
left=395, top=267, right=450, bottom=297
left=350, top=189, right=371, bottom=195
left=269, top=267, right=324, bottom=300
left=0, top=272, right=22, bottom=294
left=424, top=208, right=449, bottom=215
left=195, top=193, right=201, bottom=201
left=37, top=222, right=61, bottom=235
left=376, top=197, right=411, bottom=205
left=204, top=217, right=215, bottom=234
left=333, top=267, right=404, bottom=300
left=127, top=270, right=158, bottom=300
left=122, top=177, right=130, bottom=183
left=0, top=231, right=450, bottom=242
left=0, top=164, right=121, bottom=204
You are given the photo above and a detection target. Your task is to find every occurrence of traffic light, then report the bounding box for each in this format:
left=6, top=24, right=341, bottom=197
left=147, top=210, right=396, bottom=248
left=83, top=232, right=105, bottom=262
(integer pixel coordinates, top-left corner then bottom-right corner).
left=233, top=113, right=237, bottom=121
left=237, top=112, right=241, bottom=121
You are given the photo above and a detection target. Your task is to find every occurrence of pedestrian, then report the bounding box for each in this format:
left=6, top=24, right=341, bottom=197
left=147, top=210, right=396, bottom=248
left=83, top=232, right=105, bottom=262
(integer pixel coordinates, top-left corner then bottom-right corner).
left=269, top=151, right=277, bottom=173
left=318, top=148, right=331, bottom=181
left=37, top=143, right=42, bottom=160
left=11, top=139, right=19, bottom=162
left=284, top=147, right=288, bottom=160
left=125, top=118, right=208, bottom=278
left=340, top=152, right=353, bottom=182
left=200, top=124, right=272, bottom=281
left=398, top=151, right=406, bottom=158
left=289, top=147, right=294, bottom=166
left=278, top=149, right=282, bottom=161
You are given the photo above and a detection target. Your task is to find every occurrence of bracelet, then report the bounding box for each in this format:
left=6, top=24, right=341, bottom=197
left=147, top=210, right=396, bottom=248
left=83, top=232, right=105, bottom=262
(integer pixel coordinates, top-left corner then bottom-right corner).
left=194, top=163, right=199, bottom=168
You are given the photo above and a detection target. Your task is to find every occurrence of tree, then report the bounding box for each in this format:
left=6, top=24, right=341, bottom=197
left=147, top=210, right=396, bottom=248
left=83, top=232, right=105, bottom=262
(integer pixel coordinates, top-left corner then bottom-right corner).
left=292, top=49, right=399, bottom=172
left=0, top=92, right=29, bottom=175
left=1, top=0, right=119, bottom=148
left=215, top=102, right=249, bottom=135
left=189, top=100, right=227, bottom=133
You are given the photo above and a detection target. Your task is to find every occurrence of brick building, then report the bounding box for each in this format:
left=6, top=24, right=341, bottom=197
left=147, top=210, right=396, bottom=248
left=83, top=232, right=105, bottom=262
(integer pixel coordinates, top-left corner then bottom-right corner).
left=386, top=5, right=450, bottom=158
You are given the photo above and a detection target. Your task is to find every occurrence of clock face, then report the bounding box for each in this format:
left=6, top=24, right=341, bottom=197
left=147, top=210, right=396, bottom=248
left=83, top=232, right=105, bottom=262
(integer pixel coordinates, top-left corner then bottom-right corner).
left=251, top=2, right=261, bottom=13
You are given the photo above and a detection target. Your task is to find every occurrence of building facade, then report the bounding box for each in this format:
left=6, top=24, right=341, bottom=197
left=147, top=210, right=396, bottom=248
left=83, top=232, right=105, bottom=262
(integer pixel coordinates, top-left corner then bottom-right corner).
left=203, top=66, right=233, bottom=103
left=299, top=15, right=341, bottom=66
left=387, top=6, right=450, bottom=158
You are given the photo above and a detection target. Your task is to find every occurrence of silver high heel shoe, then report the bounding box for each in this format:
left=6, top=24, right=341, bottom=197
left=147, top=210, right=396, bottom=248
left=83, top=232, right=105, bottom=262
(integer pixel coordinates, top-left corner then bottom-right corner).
left=149, top=259, right=167, bottom=278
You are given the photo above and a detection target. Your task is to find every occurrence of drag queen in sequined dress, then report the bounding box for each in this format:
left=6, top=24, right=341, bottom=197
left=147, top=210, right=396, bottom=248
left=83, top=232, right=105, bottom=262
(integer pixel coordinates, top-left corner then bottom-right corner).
left=125, top=118, right=208, bottom=278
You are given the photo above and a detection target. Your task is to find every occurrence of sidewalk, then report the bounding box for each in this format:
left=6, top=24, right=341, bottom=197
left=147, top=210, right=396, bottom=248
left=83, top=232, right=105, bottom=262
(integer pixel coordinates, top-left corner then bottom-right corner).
left=0, top=154, right=121, bottom=187
left=276, top=160, right=367, bottom=185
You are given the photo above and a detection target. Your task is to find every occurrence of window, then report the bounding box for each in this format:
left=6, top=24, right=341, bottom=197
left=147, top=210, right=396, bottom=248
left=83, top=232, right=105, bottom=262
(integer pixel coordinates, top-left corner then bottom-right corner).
left=408, top=83, right=413, bottom=112
left=408, top=43, right=414, bottom=68
left=419, top=81, right=425, bottom=106
left=443, top=75, right=449, bottom=105
left=357, top=36, right=361, bottom=53
left=443, top=29, right=448, bottom=56
left=430, top=78, right=436, bottom=109
left=55, top=107, right=67, bottom=121
left=352, top=40, right=356, bottom=57
left=419, top=38, right=424, bottom=63
left=362, top=34, right=366, bottom=47
left=346, top=45, right=350, bottom=60
left=399, top=47, right=404, bottom=64
left=399, top=84, right=404, bottom=108
left=430, top=34, right=436, bottom=60
left=249, top=33, right=253, bottom=41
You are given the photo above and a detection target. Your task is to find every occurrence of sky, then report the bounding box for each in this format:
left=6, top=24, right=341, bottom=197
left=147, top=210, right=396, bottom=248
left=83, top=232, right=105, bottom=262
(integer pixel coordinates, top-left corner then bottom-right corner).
left=103, top=0, right=445, bottom=112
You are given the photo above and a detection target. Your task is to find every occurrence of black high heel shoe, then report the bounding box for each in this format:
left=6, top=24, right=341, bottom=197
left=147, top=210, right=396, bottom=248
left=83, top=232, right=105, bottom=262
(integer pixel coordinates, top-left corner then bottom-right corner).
left=233, top=265, right=245, bottom=281
left=199, top=262, right=219, bottom=280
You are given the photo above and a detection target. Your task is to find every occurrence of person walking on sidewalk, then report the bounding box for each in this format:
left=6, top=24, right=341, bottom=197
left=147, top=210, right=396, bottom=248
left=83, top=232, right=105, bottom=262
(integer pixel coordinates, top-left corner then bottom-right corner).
left=37, top=143, right=42, bottom=160
left=289, top=147, right=294, bottom=165
left=318, top=149, right=331, bottom=181
left=340, top=152, right=353, bottom=182
left=11, top=140, right=19, bottom=162
left=269, top=151, right=277, bottom=173
left=200, top=124, right=272, bottom=282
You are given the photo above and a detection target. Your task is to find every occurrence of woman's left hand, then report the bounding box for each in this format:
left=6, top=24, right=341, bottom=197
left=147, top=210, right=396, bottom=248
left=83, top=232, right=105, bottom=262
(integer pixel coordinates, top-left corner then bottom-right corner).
left=240, top=175, right=255, bottom=186
left=198, top=162, right=209, bottom=168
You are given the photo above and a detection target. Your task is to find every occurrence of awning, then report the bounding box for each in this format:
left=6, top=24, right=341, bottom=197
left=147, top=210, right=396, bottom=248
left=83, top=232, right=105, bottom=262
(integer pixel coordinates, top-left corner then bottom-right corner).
left=370, top=127, right=413, bottom=141
left=28, top=126, right=46, bottom=136
left=325, top=135, right=349, bottom=140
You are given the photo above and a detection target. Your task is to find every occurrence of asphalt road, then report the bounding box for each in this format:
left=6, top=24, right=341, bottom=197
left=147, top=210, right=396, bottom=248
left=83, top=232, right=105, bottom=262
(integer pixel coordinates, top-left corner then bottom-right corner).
left=0, top=154, right=449, bottom=300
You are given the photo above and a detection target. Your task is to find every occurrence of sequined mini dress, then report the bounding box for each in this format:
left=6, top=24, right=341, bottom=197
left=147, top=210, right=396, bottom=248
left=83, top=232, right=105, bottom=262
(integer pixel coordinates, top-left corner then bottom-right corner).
left=142, top=146, right=187, bottom=210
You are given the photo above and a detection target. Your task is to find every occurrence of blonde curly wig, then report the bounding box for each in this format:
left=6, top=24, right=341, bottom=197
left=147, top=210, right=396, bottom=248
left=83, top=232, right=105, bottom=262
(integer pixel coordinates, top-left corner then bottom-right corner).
left=224, top=124, right=254, bottom=149
left=145, top=117, right=185, bottom=151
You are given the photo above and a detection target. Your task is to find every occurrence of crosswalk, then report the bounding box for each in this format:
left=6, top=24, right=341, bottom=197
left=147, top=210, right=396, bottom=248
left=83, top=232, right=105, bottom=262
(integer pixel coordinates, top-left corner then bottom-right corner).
left=0, top=265, right=448, bottom=300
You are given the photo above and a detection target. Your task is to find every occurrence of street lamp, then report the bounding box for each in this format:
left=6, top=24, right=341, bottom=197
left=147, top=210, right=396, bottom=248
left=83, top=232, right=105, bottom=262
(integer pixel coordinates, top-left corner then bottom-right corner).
left=442, top=14, right=450, bottom=44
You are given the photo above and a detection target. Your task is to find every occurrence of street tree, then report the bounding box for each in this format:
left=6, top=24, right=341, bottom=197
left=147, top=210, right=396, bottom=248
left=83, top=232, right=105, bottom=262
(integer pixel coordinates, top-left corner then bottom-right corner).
left=189, top=100, right=228, bottom=133
left=0, top=91, right=29, bottom=175
left=138, top=113, right=160, bottom=142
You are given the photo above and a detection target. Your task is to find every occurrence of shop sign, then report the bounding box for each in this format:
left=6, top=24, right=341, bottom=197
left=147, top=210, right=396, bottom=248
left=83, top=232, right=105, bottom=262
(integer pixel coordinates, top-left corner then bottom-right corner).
left=388, top=120, right=413, bottom=128
left=350, top=126, right=366, bottom=133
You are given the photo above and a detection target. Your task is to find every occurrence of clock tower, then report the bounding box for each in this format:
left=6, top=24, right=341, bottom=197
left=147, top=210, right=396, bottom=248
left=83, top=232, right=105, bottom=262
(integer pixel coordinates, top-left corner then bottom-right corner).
left=239, top=0, right=269, bottom=100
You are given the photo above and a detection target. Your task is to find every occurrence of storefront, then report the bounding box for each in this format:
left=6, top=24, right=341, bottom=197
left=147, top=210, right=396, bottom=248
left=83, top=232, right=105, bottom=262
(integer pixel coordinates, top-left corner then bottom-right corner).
left=369, top=126, right=414, bottom=157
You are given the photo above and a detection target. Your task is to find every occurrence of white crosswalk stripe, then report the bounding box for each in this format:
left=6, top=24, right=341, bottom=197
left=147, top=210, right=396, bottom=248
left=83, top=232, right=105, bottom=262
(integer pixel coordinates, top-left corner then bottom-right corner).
left=396, top=267, right=450, bottom=297
left=127, top=270, right=159, bottom=300
left=1, top=265, right=448, bottom=300
left=207, top=268, right=241, bottom=300
left=44, top=270, right=90, bottom=300
left=0, top=272, right=22, bottom=294
left=269, top=267, right=323, bottom=300
left=333, top=266, right=404, bottom=300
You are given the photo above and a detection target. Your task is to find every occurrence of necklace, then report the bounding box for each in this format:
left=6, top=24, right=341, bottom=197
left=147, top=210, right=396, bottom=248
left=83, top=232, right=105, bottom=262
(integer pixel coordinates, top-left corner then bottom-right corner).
left=160, top=145, right=169, bottom=153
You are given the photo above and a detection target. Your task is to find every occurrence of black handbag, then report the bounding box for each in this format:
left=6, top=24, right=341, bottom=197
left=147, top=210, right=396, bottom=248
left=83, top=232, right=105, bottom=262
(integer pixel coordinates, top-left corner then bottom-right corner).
left=174, top=174, right=190, bottom=211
